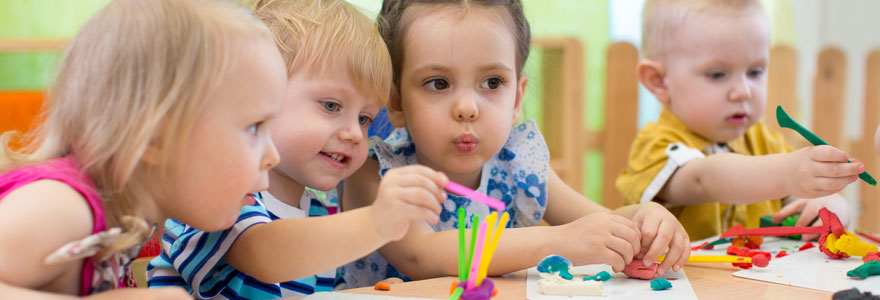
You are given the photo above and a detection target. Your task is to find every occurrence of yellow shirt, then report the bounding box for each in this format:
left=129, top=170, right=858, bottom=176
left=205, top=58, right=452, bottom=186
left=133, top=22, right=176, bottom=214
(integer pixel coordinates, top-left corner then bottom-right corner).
left=615, top=108, right=793, bottom=240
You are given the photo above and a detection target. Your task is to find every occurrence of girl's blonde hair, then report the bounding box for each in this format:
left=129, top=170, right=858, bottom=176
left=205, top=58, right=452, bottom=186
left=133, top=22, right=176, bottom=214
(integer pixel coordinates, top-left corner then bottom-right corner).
left=1, top=0, right=274, bottom=256
left=252, top=0, right=393, bottom=105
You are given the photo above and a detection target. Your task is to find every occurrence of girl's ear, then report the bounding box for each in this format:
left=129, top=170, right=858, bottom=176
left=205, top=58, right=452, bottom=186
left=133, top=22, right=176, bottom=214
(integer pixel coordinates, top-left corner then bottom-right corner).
left=141, top=143, right=162, bottom=165
left=512, top=75, right=527, bottom=125
left=387, top=86, right=407, bottom=127
left=637, top=59, right=670, bottom=104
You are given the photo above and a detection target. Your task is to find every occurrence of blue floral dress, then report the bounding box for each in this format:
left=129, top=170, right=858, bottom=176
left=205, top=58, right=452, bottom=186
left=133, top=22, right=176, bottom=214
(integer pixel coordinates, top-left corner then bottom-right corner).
left=340, top=120, right=550, bottom=288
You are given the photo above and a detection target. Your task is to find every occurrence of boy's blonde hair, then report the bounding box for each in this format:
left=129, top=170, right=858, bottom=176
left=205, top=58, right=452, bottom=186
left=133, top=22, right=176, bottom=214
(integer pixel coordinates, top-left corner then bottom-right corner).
left=253, top=0, right=392, bottom=105
left=641, top=0, right=766, bottom=60
left=1, top=0, right=273, bottom=255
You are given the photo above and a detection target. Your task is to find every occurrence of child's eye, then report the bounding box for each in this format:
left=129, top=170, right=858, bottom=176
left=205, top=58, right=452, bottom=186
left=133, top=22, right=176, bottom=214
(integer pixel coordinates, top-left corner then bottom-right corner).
left=247, top=122, right=262, bottom=135
left=747, top=68, right=764, bottom=78
left=359, top=115, right=373, bottom=126
left=322, top=101, right=341, bottom=112
left=707, top=72, right=726, bottom=80
left=424, top=78, right=449, bottom=91
left=480, top=77, right=504, bottom=89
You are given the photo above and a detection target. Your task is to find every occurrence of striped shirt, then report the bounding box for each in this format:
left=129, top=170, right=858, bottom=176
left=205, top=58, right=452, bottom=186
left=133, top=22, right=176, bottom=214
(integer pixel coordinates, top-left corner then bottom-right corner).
left=147, top=190, right=338, bottom=299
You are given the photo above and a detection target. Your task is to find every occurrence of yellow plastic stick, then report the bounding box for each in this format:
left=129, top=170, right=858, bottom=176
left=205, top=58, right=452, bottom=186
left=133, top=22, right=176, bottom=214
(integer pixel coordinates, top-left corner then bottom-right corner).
left=476, top=212, right=509, bottom=285
left=475, top=212, right=497, bottom=286
left=657, top=255, right=752, bottom=264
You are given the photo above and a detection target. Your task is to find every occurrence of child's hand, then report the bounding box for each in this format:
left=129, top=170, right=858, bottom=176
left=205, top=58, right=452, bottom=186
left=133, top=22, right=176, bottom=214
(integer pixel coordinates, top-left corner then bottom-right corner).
left=630, top=202, right=690, bottom=276
left=558, top=212, right=641, bottom=273
left=369, top=165, right=448, bottom=241
left=772, top=194, right=850, bottom=240
left=84, top=287, right=191, bottom=300
left=785, top=145, right=863, bottom=198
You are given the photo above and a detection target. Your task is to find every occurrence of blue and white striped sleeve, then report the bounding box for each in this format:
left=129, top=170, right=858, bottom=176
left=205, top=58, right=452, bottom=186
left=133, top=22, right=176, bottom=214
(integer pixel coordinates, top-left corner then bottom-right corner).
left=146, top=202, right=272, bottom=298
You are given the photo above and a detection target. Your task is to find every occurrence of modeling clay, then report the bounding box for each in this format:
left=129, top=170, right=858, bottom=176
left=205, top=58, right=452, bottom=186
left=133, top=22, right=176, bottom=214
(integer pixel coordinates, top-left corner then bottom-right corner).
left=847, top=260, right=880, bottom=279
left=650, top=278, right=672, bottom=291
left=456, top=277, right=495, bottom=300
left=374, top=282, right=390, bottom=291
left=776, top=251, right=788, bottom=258
left=732, top=235, right=763, bottom=249
left=831, top=288, right=879, bottom=300
left=865, top=252, right=879, bottom=263
left=537, top=255, right=574, bottom=280
left=623, top=260, right=658, bottom=279
left=582, top=271, right=612, bottom=282
left=799, top=242, right=815, bottom=251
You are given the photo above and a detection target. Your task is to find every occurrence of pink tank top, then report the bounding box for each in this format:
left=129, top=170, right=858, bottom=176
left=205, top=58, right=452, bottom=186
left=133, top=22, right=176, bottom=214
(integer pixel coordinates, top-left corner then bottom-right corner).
left=0, top=156, right=105, bottom=295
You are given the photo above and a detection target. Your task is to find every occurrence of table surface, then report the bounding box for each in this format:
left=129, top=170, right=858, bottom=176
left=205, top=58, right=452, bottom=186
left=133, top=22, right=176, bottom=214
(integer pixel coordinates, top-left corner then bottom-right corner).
left=337, top=263, right=832, bottom=300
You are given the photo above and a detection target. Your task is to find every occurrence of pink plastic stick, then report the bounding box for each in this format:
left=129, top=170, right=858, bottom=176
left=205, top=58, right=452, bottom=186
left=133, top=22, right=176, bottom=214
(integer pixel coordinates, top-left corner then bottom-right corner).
left=466, top=220, right=488, bottom=290
left=446, top=181, right=506, bottom=211
left=720, top=224, right=826, bottom=238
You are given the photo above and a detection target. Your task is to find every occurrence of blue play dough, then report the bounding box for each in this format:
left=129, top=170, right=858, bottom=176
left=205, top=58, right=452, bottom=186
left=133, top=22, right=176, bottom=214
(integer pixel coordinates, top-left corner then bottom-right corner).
left=583, top=271, right=612, bottom=282
left=650, top=278, right=672, bottom=290
left=537, top=255, right=574, bottom=280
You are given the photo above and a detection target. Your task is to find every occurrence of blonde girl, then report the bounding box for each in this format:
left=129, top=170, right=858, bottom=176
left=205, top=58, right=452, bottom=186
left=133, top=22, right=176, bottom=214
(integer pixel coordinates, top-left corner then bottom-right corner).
left=0, top=0, right=285, bottom=297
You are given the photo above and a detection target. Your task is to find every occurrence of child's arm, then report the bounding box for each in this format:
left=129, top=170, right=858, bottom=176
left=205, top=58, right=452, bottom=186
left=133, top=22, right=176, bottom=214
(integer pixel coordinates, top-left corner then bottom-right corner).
left=223, top=164, right=447, bottom=284
left=660, top=146, right=863, bottom=206
left=344, top=162, right=642, bottom=279
left=0, top=180, right=188, bottom=299
left=544, top=168, right=690, bottom=276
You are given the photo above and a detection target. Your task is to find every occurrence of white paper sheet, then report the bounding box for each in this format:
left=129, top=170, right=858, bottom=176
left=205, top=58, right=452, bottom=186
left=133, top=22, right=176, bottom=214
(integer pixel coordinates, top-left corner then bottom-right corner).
left=525, top=265, right=698, bottom=300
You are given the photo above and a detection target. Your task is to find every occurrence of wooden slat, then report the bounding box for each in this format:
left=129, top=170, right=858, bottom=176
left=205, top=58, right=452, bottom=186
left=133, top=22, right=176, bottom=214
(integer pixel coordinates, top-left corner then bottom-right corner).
left=812, top=47, right=847, bottom=149
left=0, top=39, right=68, bottom=52
left=601, top=42, right=639, bottom=209
left=857, top=50, right=880, bottom=232
left=766, top=45, right=806, bottom=148
left=534, top=38, right=584, bottom=192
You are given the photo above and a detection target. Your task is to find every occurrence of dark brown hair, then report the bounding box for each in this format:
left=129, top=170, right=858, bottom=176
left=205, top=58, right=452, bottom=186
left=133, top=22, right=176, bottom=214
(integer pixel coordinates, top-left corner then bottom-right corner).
left=377, top=0, right=530, bottom=88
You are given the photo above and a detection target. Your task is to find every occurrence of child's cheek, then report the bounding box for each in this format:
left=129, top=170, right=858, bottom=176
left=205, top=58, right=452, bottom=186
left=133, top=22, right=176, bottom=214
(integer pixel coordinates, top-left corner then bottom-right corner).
left=874, top=125, right=880, bottom=156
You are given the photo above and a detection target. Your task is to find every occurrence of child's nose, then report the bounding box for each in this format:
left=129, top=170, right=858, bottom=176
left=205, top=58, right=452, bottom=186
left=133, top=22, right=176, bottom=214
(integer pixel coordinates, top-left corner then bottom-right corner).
left=729, top=76, right=752, bottom=101
left=338, top=120, right=364, bottom=143
left=452, top=91, right=479, bottom=121
left=261, top=136, right=280, bottom=171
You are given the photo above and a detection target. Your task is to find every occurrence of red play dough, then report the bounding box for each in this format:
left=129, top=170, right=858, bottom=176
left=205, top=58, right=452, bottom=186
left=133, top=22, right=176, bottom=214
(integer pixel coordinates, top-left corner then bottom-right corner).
left=865, top=252, right=879, bottom=263
left=623, top=260, right=658, bottom=280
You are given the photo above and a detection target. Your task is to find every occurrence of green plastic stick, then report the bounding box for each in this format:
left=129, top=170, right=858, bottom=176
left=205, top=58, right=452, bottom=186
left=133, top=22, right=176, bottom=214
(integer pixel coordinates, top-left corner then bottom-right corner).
left=464, top=215, right=480, bottom=283
left=457, top=208, right=466, bottom=283
left=449, top=287, right=464, bottom=300
left=776, top=105, right=876, bottom=186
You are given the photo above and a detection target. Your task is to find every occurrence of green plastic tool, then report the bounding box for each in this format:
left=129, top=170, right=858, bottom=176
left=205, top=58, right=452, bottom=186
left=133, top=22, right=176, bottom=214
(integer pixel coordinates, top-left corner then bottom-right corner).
left=775, top=105, right=876, bottom=186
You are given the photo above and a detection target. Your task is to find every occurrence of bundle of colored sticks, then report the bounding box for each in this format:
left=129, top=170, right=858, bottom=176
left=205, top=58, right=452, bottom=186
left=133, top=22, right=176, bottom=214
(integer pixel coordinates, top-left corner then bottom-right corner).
left=450, top=207, right=510, bottom=300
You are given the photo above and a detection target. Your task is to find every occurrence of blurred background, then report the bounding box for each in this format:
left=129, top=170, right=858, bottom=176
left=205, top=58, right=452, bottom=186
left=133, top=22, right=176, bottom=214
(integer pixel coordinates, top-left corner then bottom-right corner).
left=2, top=0, right=879, bottom=230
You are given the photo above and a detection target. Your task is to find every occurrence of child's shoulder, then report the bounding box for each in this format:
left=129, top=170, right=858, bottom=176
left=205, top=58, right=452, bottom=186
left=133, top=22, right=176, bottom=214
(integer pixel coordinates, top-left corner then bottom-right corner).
left=0, top=179, right=95, bottom=276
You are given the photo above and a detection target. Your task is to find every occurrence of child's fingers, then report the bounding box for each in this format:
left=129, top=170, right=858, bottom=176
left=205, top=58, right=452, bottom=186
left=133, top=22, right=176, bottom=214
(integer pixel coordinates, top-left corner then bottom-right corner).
left=601, top=248, right=628, bottom=273
left=405, top=165, right=449, bottom=188
left=640, top=221, right=674, bottom=267
left=606, top=235, right=636, bottom=266
left=813, top=175, right=858, bottom=194
left=638, top=216, right=661, bottom=255
left=820, top=161, right=864, bottom=178
left=401, top=187, right=443, bottom=214
left=657, top=230, right=688, bottom=275
left=672, top=231, right=691, bottom=272
left=809, top=145, right=850, bottom=163
left=608, top=216, right=641, bottom=258
left=793, top=205, right=820, bottom=228
left=772, top=201, right=805, bottom=223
